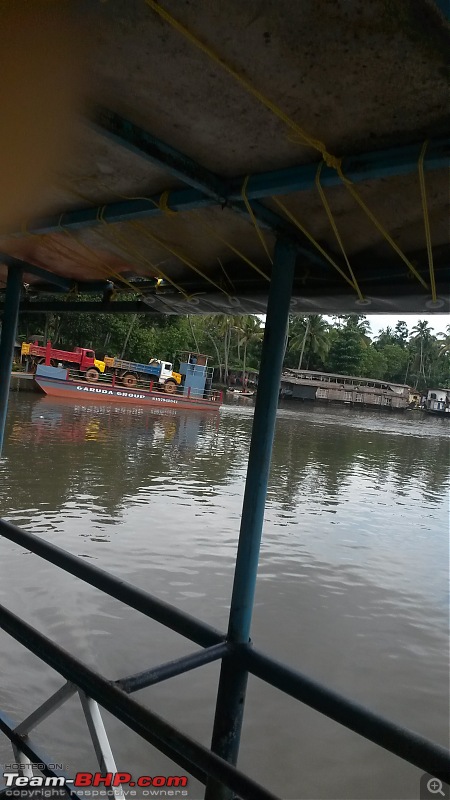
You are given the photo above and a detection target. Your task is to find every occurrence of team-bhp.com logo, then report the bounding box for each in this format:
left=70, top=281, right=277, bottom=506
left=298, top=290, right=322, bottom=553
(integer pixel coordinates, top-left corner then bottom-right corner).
left=2, top=771, right=188, bottom=796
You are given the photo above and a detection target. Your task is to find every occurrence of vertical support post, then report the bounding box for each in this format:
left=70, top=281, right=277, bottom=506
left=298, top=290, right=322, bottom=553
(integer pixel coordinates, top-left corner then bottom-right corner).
left=205, top=238, right=296, bottom=800
left=78, top=692, right=126, bottom=800
left=45, top=340, right=51, bottom=365
left=0, top=267, right=22, bottom=454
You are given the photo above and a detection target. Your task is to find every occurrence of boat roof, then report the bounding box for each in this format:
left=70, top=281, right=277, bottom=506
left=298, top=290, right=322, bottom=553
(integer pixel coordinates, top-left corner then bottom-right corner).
left=282, top=368, right=410, bottom=388
left=0, top=1, right=449, bottom=316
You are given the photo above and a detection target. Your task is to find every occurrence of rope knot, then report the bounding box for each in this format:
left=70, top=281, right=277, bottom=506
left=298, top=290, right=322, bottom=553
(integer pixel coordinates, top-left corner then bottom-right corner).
left=322, top=153, right=342, bottom=171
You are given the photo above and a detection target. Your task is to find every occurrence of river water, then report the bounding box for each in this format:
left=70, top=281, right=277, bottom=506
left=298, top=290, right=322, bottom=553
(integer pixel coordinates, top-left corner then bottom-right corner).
left=0, top=393, right=448, bottom=800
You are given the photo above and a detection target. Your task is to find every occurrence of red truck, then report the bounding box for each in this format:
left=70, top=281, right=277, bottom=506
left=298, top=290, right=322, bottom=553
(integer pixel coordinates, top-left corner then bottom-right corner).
left=21, top=341, right=106, bottom=380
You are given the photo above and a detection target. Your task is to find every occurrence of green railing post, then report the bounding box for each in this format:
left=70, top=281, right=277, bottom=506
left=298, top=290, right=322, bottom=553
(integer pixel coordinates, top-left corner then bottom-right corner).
left=205, top=237, right=296, bottom=800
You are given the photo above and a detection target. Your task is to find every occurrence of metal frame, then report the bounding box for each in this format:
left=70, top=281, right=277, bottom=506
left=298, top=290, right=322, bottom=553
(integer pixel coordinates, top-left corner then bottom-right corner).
left=1, top=237, right=449, bottom=798
left=0, top=266, right=22, bottom=452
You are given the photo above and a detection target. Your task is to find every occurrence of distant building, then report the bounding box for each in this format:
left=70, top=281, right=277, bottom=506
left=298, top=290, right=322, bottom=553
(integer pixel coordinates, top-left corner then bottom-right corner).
left=280, top=369, right=410, bottom=410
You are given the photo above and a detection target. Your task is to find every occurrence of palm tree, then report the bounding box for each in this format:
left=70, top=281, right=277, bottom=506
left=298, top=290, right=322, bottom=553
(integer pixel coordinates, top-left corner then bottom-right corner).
left=438, top=325, right=450, bottom=357
left=211, top=314, right=240, bottom=384
left=410, top=320, right=434, bottom=385
left=289, top=315, right=330, bottom=369
left=234, top=316, right=263, bottom=388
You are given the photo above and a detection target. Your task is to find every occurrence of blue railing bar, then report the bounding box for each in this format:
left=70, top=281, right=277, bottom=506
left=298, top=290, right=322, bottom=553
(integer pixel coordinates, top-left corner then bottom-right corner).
left=243, top=646, right=450, bottom=780
left=0, top=266, right=22, bottom=455
left=117, top=642, right=230, bottom=694
left=0, top=518, right=224, bottom=649
left=0, top=709, right=85, bottom=800
left=0, top=604, right=280, bottom=800
left=228, top=137, right=450, bottom=200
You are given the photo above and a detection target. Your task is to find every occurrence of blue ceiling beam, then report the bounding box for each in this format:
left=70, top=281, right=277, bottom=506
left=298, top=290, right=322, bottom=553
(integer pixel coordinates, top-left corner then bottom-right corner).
left=431, top=0, right=450, bottom=22
left=27, top=132, right=449, bottom=237
left=27, top=189, right=215, bottom=235
left=91, top=110, right=330, bottom=268
left=0, top=254, right=112, bottom=293
left=93, top=108, right=228, bottom=201
left=228, top=137, right=450, bottom=200
left=0, top=255, right=73, bottom=291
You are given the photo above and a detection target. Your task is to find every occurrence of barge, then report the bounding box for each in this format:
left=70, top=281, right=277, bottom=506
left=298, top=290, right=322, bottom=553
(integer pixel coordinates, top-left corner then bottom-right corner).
left=34, top=353, right=223, bottom=412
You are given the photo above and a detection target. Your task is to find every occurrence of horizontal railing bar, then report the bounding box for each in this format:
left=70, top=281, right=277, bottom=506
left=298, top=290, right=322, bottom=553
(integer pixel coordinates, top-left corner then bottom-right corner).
left=0, top=709, right=85, bottom=800
left=117, top=642, right=229, bottom=694
left=243, top=646, right=450, bottom=780
left=0, top=604, right=279, bottom=800
left=0, top=518, right=224, bottom=648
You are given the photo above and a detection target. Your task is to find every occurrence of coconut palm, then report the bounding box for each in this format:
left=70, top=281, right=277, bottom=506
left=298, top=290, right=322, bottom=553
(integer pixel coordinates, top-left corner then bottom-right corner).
left=437, top=325, right=450, bottom=357
left=410, top=320, right=434, bottom=385
left=289, top=315, right=330, bottom=369
left=234, top=316, right=264, bottom=387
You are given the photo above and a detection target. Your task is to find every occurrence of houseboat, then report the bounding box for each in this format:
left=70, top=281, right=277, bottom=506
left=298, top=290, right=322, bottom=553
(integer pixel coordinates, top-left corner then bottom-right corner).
left=280, top=369, right=410, bottom=410
left=424, top=388, right=450, bottom=416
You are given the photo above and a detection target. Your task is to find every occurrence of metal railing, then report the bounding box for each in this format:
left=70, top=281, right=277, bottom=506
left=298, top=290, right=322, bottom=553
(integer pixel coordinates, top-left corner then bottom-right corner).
left=1, top=244, right=449, bottom=798
left=0, top=516, right=449, bottom=800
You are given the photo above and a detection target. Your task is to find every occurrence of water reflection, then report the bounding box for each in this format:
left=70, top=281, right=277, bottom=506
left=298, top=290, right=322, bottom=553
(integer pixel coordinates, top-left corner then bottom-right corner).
left=0, top=395, right=448, bottom=800
left=2, top=398, right=448, bottom=515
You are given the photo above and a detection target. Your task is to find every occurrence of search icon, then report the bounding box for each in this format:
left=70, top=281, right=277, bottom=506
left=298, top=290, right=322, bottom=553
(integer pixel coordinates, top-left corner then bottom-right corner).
left=428, top=779, right=445, bottom=796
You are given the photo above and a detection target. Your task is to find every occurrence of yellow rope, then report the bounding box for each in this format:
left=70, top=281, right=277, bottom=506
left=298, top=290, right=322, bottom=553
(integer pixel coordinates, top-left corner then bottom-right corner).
left=271, top=197, right=357, bottom=291
left=61, top=183, right=192, bottom=298
left=144, top=0, right=432, bottom=295
left=191, top=210, right=270, bottom=281
left=65, top=176, right=177, bottom=217
left=58, top=212, right=147, bottom=298
left=96, top=216, right=191, bottom=300
left=144, top=0, right=340, bottom=169
left=66, top=179, right=230, bottom=298
left=64, top=181, right=229, bottom=300
left=130, top=220, right=232, bottom=298
left=418, top=141, right=436, bottom=302
left=158, top=189, right=177, bottom=216
left=241, top=176, right=273, bottom=265
left=315, top=164, right=364, bottom=302
left=336, top=165, right=429, bottom=291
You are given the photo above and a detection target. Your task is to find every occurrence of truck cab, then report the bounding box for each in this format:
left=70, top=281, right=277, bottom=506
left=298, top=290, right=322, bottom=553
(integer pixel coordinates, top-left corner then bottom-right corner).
left=150, top=359, right=179, bottom=383
left=75, top=349, right=106, bottom=373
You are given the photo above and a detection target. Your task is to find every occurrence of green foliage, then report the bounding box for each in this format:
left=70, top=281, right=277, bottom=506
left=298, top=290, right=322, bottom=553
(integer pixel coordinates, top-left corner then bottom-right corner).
left=16, top=306, right=449, bottom=390
left=359, top=347, right=388, bottom=379
left=327, top=324, right=365, bottom=375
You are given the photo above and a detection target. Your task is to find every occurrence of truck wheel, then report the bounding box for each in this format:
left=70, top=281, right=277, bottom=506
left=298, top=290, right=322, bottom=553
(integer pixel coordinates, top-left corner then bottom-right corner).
left=85, top=368, right=99, bottom=382
left=122, top=373, right=137, bottom=388
left=164, top=379, right=177, bottom=394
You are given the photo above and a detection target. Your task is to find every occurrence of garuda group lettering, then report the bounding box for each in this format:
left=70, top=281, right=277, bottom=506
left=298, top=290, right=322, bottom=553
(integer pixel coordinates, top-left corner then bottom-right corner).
left=75, top=387, right=146, bottom=399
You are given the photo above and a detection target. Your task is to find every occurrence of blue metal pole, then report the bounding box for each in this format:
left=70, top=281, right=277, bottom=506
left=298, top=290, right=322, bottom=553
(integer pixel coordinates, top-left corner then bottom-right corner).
left=205, top=237, right=296, bottom=800
left=0, top=267, right=22, bottom=454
